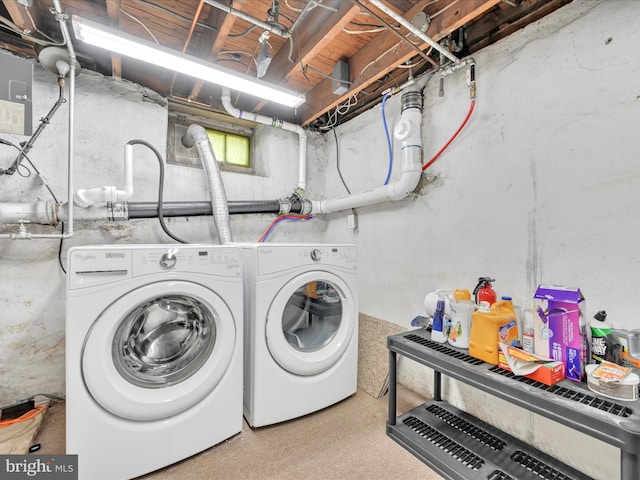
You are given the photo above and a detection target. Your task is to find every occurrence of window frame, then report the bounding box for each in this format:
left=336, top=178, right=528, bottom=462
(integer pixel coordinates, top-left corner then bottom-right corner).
left=167, top=110, right=255, bottom=174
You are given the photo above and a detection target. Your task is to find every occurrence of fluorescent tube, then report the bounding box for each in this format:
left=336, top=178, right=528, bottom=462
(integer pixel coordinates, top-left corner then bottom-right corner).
left=71, top=15, right=305, bottom=108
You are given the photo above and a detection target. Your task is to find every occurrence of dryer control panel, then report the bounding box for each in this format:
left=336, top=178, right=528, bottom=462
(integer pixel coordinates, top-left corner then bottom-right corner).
left=256, top=244, right=357, bottom=276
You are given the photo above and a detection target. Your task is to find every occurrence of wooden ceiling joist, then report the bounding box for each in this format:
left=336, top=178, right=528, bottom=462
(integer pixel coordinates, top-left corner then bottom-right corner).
left=298, top=0, right=503, bottom=126
left=105, top=0, right=122, bottom=79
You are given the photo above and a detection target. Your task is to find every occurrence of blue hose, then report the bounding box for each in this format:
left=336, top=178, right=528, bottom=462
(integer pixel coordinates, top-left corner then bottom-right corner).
left=381, top=93, right=393, bottom=185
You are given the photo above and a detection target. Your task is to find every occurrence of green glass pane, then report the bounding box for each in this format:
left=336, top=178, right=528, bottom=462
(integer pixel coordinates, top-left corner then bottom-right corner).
left=206, top=130, right=226, bottom=162
left=225, top=134, right=250, bottom=167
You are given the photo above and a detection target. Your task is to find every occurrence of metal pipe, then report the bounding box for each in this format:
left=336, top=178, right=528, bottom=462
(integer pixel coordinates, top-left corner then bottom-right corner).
left=182, top=124, right=233, bottom=243
left=351, top=0, right=438, bottom=68
left=367, top=0, right=460, bottom=65
left=56, top=0, right=75, bottom=238
left=6, top=85, right=66, bottom=174
left=203, top=0, right=290, bottom=38
left=288, top=0, right=316, bottom=34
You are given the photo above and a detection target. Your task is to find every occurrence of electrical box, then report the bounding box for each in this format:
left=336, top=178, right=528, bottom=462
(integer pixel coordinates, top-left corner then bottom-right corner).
left=0, top=54, right=33, bottom=136
left=332, top=60, right=349, bottom=96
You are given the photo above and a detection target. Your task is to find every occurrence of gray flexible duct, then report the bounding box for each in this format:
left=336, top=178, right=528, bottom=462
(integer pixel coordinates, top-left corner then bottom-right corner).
left=181, top=124, right=233, bottom=244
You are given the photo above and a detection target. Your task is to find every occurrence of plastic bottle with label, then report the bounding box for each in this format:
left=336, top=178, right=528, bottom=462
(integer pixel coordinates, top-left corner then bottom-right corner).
left=522, top=310, right=535, bottom=353
left=590, top=310, right=611, bottom=364
left=501, top=296, right=523, bottom=347
left=469, top=299, right=518, bottom=365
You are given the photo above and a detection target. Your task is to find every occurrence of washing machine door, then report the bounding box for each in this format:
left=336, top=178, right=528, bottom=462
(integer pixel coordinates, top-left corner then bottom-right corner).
left=265, top=271, right=355, bottom=376
left=82, top=280, right=236, bottom=421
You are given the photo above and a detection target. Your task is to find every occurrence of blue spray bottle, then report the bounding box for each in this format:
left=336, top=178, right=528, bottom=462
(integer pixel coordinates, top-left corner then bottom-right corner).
left=431, top=297, right=449, bottom=343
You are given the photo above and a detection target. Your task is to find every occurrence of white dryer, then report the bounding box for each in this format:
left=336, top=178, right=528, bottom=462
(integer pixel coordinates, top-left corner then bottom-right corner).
left=241, top=243, right=358, bottom=427
left=66, top=244, right=243, bottom=480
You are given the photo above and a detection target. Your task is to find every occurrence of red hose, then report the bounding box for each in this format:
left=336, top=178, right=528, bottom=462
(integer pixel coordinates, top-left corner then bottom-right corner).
left=422, top=99, right=476, bottom=171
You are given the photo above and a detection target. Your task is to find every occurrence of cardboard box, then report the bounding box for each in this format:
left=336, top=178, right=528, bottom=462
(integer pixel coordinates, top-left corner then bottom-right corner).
left=533, top=285, right=586, bottom=382
left=498, top=344, right=565, bottom=386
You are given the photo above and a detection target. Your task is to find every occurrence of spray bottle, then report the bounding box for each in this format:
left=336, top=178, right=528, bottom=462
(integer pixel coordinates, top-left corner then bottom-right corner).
left=430, top=297, right=449, bottom=343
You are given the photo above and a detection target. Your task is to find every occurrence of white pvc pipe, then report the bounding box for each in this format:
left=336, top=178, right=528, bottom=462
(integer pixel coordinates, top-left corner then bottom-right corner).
left=310, top=107, right=423, bottom=214
left=0, top=202, right=57, bottom=225
left=74, top=144, right=135, bottom=207
left=221, top=88, right=307, bottom=193
left=310, top=76, right=428, bottom=215
left=368, top=0, right=460, bottom=65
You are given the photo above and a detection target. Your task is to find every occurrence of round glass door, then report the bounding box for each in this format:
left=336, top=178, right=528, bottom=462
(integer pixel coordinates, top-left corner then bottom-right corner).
left=281, top=281, right=342, bottom=352
left=266, top=271, right=355, bottom=376
left=112, top=295, right=215, bottom=388
left=82, top=280, right=236, bottom=421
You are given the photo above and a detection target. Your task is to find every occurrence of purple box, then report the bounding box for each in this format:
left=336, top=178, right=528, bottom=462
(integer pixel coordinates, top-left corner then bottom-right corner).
left=533, top=285, right=586, bottom=382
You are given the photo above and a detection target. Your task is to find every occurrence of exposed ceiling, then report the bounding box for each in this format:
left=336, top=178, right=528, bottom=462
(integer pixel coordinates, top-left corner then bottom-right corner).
left=0, top=0, right=571, bottom=131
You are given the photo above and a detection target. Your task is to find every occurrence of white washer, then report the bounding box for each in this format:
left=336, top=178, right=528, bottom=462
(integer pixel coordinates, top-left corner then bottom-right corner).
left=241, top=243, right=358, bottom=427
left=65, top=244, right=243, bottom=480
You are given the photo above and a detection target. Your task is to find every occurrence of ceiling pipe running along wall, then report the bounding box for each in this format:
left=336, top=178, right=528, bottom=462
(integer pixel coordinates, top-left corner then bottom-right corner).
left=203, top=0, right=290, bottom=38
left=221, top=87, right=307, bottom=196
left=367, top=0, right=460, bottom=65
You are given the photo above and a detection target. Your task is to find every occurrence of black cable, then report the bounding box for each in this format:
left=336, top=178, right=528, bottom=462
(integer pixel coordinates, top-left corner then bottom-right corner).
left=127, top=140, right=189, bottom=244
left=332, top=127, right=350, bottom=195
left=58, top=222, right=66, bottom=274
left=1, top=138, right=60, bottom=203
left=332, top=127, right=357, bottom=223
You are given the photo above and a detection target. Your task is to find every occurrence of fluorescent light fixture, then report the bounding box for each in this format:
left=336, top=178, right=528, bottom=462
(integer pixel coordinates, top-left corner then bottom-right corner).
left=71, top=15, right=305, bottom=108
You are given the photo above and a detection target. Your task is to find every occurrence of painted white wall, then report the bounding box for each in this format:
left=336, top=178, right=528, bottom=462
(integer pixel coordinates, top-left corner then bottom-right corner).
left=0, top=60, right=325, bottom=404
left=321, top=1, right=637, bottom=478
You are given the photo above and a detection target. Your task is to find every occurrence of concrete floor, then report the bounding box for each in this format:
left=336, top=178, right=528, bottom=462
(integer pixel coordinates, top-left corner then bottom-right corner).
left=35, top=385, right=444, bottom=480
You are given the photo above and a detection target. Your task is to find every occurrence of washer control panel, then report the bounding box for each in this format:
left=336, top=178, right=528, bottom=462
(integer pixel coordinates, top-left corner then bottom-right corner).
left=136, top=247, right=241, bottom=276
left=160, top=250, right=178, bottom=269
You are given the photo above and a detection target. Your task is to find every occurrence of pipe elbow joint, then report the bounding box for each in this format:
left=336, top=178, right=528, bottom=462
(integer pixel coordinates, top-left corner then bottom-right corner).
left=181, top=124, right=207, bottom=148
left=74, top=186, right=116, bottom=208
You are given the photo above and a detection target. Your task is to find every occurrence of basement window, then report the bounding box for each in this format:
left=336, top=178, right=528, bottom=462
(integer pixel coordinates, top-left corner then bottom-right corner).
left=167, top=111, right=254, bottom=173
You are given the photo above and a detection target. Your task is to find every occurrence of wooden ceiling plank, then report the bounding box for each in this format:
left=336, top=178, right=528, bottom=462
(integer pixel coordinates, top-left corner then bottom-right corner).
left=269, top=2, right=362, bottom=84
left=248, top=2, right=362, bottom=112
left=105, top=0, right=122, bottom=78
left=189, top=0, right=246, bottom=101
left=2, top=0, right=37, bottom=50
left=299, top=0, right=502, bottom=126
left=464, top=0, right=573, bottom=53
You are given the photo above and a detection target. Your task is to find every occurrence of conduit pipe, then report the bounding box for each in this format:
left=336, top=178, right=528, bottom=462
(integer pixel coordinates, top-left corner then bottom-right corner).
left=367, top=0, right=460, bottom=65
left=221, top=87, right=307, bottom=195
left=74, top=144, right=134, bottom=207
left=0, top=0, right=76, bottom=240
left=203, top=0, right=290, bottom=38
left=54, top=0, right=76, bottom=239
left=181, top=124, right=233, bottom=243
left=310, top=84, right=425, bottom=214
